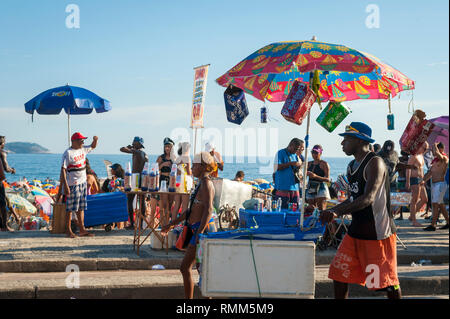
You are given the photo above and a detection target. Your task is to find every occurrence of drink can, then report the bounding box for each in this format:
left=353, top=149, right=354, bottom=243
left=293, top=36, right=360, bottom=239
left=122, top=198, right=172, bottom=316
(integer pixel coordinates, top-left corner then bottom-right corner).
left=292, top=202, right=297, bottom=212
left=387, top=113, right=395, bottom=130
left=288, top=203, right=292, bottom=211
left=261, top=106, right=268, bottom=123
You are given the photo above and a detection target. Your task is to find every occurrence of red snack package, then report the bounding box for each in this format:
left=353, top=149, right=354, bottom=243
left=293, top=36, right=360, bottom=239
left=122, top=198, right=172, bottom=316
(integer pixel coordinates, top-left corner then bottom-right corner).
left=281, top=81, right=317, bottom=125
left=399, top=110, right=435, bottom=155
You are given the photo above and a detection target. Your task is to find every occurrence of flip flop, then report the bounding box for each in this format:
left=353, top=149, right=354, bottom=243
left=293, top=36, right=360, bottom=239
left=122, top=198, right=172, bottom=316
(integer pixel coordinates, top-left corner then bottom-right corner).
left=411, top=221, right=423, bottom=227
left=79, top=232, right=94, bottom=237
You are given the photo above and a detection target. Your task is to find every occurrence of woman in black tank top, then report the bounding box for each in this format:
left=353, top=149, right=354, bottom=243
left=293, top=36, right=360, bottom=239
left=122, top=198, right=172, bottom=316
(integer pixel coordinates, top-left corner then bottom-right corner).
left=149, top=138, right=175, bottom=227
left=306, top=145, right=331, bottom=210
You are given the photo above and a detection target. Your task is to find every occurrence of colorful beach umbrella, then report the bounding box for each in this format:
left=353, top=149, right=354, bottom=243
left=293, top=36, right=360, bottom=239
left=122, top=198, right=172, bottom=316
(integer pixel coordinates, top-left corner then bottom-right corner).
left=31, top=185, right=51, bottom=198
left=35, top=195, right=53, bottom=217
left=216, top=38, right=415, bottom=230
left=428, top=116, right=449, bottom=153
left=216, top=40, right=414, bottom=102
left=24, top=85, right=111, bottom=145
left=6, top=193, right=37, bottom=217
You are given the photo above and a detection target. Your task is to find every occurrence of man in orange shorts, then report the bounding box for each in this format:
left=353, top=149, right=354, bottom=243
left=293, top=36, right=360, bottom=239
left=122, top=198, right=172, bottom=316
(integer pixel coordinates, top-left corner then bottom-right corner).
left=320, top=122, right=401, bottom=299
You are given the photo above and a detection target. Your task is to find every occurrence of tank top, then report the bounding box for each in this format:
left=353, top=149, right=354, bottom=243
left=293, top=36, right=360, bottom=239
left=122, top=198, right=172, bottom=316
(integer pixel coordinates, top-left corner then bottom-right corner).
left=160, top=154, right=173, bottom=174
left=346, top=152, right=396, bottom=240
left=308, top=161, right=326, bottom=182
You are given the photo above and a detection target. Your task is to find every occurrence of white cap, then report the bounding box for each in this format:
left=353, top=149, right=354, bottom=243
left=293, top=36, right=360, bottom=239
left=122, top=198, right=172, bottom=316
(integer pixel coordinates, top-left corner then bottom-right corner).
left=205, top=142, right=215, bottom=152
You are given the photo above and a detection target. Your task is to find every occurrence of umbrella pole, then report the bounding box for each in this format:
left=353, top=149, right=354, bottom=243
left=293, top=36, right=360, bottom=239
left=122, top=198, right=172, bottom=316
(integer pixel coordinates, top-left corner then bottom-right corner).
left=300, top=111, right=311, bottom=231
left=300, top=71, right=315, bottom=231
left=67, top=111, right=71, bottom=147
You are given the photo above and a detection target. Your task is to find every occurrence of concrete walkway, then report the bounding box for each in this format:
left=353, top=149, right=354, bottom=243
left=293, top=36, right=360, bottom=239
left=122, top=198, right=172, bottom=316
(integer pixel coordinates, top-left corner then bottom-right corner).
left=0, top=214, right=448, bottom=298
left=0, top=215, right=447, bottom=272
left=0, top=265, right=447, bottom=299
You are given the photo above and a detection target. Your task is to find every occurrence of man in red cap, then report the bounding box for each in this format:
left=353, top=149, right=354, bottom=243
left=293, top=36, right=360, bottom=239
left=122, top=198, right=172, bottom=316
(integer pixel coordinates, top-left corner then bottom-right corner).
left=61, top=132, right=98, bottom=238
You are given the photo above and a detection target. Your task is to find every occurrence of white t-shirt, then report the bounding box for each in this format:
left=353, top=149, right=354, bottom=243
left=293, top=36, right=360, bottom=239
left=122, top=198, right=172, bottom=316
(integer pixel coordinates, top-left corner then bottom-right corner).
left=62, top=146, right=93, bottom=186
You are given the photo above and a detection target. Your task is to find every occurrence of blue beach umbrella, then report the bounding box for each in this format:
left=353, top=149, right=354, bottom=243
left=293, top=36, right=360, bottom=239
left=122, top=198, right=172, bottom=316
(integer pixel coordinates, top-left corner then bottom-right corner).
left=24, top=85, right=111, bottom=145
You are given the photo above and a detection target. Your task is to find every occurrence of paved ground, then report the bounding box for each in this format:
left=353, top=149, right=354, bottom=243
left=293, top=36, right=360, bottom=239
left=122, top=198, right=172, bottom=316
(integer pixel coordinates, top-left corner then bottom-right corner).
left=0, top=213, right=448, bottom=299
left=0, top=265, right=447, bottom=299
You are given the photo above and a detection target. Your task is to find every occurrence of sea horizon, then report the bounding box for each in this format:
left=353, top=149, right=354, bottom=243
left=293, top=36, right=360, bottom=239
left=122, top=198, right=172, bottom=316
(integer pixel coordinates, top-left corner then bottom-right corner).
left=5, top=153, right=351, bottom=184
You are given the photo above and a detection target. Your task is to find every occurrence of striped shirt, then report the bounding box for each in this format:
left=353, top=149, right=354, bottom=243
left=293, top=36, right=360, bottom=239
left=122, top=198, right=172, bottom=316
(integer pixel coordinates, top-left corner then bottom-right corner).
left=62, top=146, right=93, bottom=186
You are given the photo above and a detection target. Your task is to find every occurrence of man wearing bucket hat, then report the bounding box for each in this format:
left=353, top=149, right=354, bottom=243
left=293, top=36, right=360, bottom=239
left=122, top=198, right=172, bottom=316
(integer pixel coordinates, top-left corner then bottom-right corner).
left=61, top=132, right=98, bottom=238
left=120, top=136, right=149, bottom=229
left=320, top=122, right=400, bottom=299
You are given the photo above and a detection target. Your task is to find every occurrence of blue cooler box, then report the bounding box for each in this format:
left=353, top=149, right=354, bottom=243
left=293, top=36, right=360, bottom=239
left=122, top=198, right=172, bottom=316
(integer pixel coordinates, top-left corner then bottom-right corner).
left=239, top=209, right=285, bottom=228
left=84, top=192, right=128, bottom=227
left=285, top=212, right=302, bottom=226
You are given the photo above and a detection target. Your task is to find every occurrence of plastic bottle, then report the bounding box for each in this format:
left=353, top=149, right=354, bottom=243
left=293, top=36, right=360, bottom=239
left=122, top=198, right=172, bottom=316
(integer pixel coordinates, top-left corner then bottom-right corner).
left=266, top=198, right=272, bottom=212
left=272, top=199, right=277, bottom=211
left=277, top=198, right=282, bottom=212
left=124, top=162, right=132, bottom=192
left=155, top=165, right=160, bottom=191
left=148, top=164, right=156, bottom=192
left=169, top=164, right=177, bottom=192
left=141, top=162, right=149, bottom=191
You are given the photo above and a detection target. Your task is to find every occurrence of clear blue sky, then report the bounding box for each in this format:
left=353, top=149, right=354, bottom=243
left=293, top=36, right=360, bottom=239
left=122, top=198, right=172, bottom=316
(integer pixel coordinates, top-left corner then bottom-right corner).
left=0, top=0, right=448, bottom=157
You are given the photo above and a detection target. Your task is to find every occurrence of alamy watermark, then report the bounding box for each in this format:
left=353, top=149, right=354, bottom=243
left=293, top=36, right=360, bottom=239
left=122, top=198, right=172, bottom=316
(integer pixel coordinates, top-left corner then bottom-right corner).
left=65, top=4, right=80, bottom=29
left=365, top=4, right=380, bottom=29
left=169, top=127, right=282, bottom=175
left=65, top=264, right=80, bottom=289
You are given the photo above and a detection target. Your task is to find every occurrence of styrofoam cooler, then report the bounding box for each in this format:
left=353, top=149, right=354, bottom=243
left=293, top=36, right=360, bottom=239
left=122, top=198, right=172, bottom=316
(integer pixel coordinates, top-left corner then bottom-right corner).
left=212, top=178, right=252, bottom=210
left=200, top=239, right=315, bottom=298
left=84, top=192, right=128, bottom=227
left=150, top=229, right=177, bottom=250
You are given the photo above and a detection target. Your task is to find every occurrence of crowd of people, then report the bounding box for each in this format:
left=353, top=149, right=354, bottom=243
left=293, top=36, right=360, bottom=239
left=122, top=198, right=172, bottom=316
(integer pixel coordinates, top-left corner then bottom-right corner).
left=272, top=130, right=449, bottom=232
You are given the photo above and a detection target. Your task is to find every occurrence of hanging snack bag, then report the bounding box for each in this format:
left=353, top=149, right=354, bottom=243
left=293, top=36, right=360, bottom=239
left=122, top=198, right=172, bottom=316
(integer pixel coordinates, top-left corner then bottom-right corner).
left=315, top=101, right=351, bottom=132
left=224, top=85, right=249, bottom=125
left=399, top=109, right=435, bottom=155
left=281, top=81, right=317, bottom=125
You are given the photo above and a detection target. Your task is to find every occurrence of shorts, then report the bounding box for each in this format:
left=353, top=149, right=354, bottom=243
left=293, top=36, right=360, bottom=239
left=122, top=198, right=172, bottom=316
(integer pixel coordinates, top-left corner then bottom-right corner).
left=66, top=182, right=87, bottom=213
left=328, top=234, right=399, bottom=290
left=431, top=181, right=448, bottom=204
left=275, top=190, right=300, bottom=209
left=189, top=218, right=216, bottom=246
left=306, top=182, right=331, bottom=200
left=0, top=183, right=6, bottom=208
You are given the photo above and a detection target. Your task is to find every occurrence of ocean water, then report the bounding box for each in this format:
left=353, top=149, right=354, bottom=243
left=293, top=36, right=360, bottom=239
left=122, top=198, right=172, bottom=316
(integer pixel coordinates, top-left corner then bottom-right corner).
left=5, top=153, right=351, bottom=184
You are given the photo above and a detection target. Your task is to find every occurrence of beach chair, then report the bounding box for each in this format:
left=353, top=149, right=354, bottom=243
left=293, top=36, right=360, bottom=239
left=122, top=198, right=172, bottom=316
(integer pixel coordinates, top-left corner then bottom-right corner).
left=217, top=204, right=239, bottom=231
left=317, top=215, right=349, bottom=250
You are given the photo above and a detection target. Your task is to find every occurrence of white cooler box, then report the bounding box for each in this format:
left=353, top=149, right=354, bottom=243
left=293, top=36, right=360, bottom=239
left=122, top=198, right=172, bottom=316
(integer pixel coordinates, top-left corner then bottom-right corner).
left=150, top=230, right=177, bottom=250
left=212, top=178, right=253, bottom=210
left=200, top=239, right=316, bottom=298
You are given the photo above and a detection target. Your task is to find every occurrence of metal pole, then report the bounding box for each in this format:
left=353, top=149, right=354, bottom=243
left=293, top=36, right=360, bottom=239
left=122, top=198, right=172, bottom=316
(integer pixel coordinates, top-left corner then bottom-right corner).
left=300, top=70, right=315, bottom=231
left=193, top=128, right=198, bottom=155
left=67, top=110, right=71, bottom=147
left=300, top=111, right=311, bottom=231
